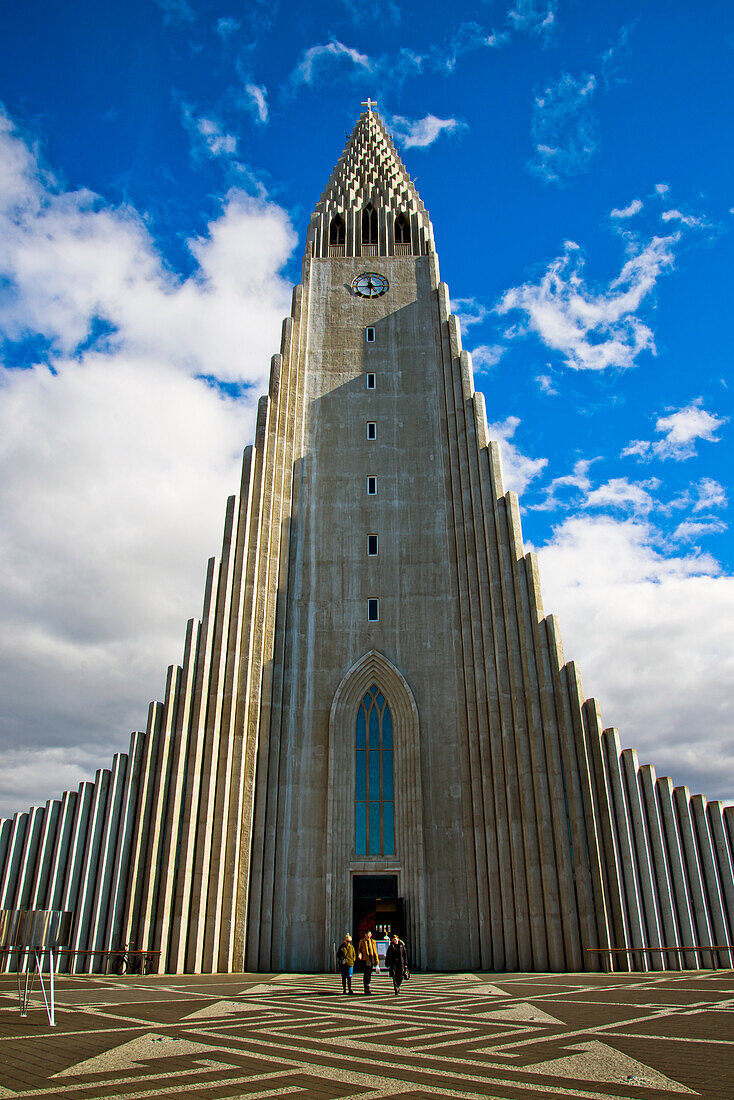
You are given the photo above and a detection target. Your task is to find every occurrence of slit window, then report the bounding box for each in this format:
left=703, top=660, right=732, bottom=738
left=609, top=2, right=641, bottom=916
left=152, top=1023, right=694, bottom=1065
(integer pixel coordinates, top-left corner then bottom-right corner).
left=367, top=476, right=377, bottom=495
left=367, top=598, right=379, bottom=622
left=366, top=373, right=375, bottom=390
left=367, top=534, right=378, bottom=556
left=366, top=327, right=375, bottom=342
left=367, top=422, right=377, bottom=440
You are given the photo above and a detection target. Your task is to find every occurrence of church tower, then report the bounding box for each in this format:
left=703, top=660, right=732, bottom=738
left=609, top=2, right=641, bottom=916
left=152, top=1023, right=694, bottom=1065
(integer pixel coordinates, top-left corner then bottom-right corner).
left=1, top=110, right=733, bottom=975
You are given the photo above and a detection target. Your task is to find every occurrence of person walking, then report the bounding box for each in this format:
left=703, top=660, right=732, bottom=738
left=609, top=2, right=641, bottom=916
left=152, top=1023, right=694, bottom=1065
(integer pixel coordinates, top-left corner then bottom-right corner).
left=357, top=929, right=379, bottom=994
left=385, top=933, right=409, bottom=995
left=336, top=933, right=356, bottom=994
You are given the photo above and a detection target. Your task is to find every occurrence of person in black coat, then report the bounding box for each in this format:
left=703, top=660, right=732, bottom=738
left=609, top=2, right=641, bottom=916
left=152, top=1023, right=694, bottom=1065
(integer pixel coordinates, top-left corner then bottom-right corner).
left=385, top=933, right=408, bottom=995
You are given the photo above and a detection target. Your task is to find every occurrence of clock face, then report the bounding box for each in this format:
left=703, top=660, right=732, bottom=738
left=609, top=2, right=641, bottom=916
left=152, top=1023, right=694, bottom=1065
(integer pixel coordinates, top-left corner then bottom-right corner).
left=352, top=272, right=389, bottom=299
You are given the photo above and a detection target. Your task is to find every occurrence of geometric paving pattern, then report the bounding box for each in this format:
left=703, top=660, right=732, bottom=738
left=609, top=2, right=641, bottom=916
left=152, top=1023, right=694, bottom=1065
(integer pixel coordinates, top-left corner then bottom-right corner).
left=0, top=970, right=733, bottom=1098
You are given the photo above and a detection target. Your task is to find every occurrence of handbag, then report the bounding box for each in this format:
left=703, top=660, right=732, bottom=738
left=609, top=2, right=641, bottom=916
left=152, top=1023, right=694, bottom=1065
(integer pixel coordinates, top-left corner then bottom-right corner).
left=404, top=968, right=410, bottom=981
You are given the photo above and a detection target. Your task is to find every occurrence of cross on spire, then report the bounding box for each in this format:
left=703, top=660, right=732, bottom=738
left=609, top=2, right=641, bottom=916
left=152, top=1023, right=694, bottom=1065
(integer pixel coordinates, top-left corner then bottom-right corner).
left=361, top=97, right=377, bottom=113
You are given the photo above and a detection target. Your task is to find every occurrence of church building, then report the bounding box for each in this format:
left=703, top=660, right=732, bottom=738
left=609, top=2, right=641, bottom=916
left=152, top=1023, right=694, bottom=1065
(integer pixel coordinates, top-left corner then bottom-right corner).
left=1, top=109, right=733, bottom=974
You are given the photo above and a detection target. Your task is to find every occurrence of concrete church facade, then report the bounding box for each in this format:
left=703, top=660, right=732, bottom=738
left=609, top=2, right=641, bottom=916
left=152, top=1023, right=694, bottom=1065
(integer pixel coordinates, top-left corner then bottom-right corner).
left=1, top=110, right=733, bottom=974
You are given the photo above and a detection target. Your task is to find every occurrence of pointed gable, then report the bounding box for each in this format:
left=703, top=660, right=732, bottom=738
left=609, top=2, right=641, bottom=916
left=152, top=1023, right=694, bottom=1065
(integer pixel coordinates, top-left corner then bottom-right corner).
left=308, top=110, right=435, bottom=258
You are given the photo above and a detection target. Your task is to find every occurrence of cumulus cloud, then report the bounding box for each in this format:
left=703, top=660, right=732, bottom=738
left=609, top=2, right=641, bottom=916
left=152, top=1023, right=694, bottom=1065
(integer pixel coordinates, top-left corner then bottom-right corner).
left=0, top=106, right=296, bottom=815
left=389, top=113, right=466, bottom=149
left=215, top=16, right=240, bottom=38
left=497, top=234, right=677, bottom=371
left=244, top=83, right=269, bottom=124
left=661, top=207, right=709, bottom=228
left=485, top=416, right=548, bottom=494
left=584, top=476, right=660, bottom=515
left=507, top=0, right=557, bottom=36
left=672, top=519, right=727, bottom=543
left=623, top=398, right=727, bottom=461
left=533, top=515, right=734, bottom=802
left=451, top=297, right=490, bottom=329
left=536, top=373, right=557, bottom=395
left=610, top=198, right=642, bottom=219
left=292, top=40, right=372, bottom=85
left=529, top=72, right=598, bottom=185
left=530, top=458, right=596, bottom=511
left=470, top=344, right=504, bottom=372
left=189, top=112, right=238, bottom=158
left=156, top=0, right=196, bottom=25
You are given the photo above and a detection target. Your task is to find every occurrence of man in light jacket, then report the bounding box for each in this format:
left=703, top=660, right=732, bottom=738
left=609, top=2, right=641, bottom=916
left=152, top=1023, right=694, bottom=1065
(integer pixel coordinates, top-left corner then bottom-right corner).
left=357, top=929, right=379, bottom=994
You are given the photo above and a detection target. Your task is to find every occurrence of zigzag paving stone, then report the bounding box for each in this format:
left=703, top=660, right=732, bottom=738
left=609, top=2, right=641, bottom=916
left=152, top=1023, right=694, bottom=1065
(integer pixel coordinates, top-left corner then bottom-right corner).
left=0, top=972, right=732, bottom=1098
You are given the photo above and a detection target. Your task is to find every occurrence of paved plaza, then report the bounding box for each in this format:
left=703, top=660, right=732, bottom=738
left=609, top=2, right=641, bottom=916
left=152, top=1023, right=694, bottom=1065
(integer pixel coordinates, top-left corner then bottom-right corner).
left=0, top=969, right=732, bottom=1099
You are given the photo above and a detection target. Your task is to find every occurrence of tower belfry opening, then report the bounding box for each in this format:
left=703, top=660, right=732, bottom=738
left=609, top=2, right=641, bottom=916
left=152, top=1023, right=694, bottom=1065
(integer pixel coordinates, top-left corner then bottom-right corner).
left=1, top=109, right=732, bottom=978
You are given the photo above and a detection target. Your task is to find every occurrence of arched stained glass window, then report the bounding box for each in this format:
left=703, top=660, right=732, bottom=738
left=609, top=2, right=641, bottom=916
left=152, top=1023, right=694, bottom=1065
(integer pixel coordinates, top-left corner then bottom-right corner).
left=355, top=685, right=394, bottom=856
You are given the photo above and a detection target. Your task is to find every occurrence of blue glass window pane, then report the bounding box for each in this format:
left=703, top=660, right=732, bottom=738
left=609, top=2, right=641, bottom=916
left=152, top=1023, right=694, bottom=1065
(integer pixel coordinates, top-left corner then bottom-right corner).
left=382, top=706, right=393, bottom=750
left=369, top=750, right=380, bottom=797
left=355, top=802, right=366, bottom=855
left=376, top=692, right=385, bottom=710
left=369, top=684, right=378, bottom=696
left=369, top=801, right=381, bottom=855
left=356, top=707, right=366, bottom=750
left=383, top=802, right=395, bottom=855
left=369, top=706, right=379, bottom=749
left=356, top=751, right=366, bottom=800
left=382, top=751, right=393, bottom=800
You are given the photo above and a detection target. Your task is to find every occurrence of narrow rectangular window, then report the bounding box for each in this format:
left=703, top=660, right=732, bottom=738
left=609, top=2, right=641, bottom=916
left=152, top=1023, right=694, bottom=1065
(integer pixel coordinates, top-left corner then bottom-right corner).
left=367, top=476, right=377, bottom=495
left=367, top=534, right=378, bottom=556
left=367, top=598, right=379, bottom=622
left=367, top=422, right=377, bottom=440
left=366, top=373, right=375, bottom=390
left=366, top=327, right=375, bottom=342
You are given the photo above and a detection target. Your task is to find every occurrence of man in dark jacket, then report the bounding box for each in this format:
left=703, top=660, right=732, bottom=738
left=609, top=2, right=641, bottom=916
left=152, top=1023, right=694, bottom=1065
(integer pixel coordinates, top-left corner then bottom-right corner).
left=385, top=933, right=408, bottom=995
left=336, top=933, right=356, bottom=993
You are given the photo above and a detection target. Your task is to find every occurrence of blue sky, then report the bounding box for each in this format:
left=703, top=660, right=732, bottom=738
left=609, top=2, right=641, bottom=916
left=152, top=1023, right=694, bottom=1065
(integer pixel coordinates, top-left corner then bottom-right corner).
left=0, top=0, right=732, bottom=814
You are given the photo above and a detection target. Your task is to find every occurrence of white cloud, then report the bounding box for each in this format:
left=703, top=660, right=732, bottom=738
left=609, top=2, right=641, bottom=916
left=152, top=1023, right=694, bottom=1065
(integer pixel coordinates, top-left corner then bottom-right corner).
left=610, top=198, right=642, bottom=219
left=389, top=113, right=466, bottom=149
left=624, top=398, right=727, bottom=461
left=0, top=106, right=297, bottom=815
left=292, top=40, right=372, bottom=85
left=584, top=476, right=659, bottom=515
left=470, top=344, right=504, bottom=372
left=215, top=16, right=240, bottom=38
left=530, top=458, right=596, bottom=511
left=672, top=519, right=727, bottom=543
left=451, top=297, right=490, bottom=329
left=245, top=83, right=269, bottom=124
left=661, top=207, right=709, bottom=228
left=195, top=115, right=237, bottom=157
left=507, top=0, right=557, bottom=36
left=533, top=515, right=734, bottom=802
left=485, top=416, right=548, bottom=494
left=655, top=182, right=670, bottom=195
left=529, top=72, right=598, bottom=185
left=693, top=477, right=727, bottom=512
left=156, top=0, right=196, bottom=25
left=536, top=373, right=557, bottom=395
left=497, top=234, right=677, bottom=371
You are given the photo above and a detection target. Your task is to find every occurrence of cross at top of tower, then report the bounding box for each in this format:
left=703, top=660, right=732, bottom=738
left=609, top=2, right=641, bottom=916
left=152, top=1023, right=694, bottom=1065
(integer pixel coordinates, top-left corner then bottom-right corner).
left=361, top=97, right=377, bottom=113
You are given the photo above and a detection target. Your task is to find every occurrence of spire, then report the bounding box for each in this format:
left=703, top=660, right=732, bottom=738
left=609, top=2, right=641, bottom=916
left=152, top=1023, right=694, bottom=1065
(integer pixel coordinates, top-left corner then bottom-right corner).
left=308, top=110, right=434, bottom=259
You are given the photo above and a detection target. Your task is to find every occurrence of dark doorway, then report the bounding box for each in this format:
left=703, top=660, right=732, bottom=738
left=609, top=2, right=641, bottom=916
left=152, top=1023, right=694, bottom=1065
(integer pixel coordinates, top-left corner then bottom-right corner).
left=352, top=874, right=404, bottom=940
